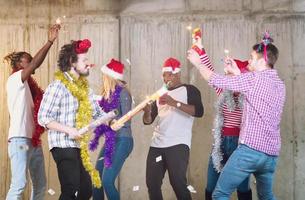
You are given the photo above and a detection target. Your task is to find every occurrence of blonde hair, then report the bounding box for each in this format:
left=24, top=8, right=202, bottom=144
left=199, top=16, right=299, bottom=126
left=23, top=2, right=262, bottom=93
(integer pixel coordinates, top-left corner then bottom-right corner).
left=101, top=74, right=126, bottom=99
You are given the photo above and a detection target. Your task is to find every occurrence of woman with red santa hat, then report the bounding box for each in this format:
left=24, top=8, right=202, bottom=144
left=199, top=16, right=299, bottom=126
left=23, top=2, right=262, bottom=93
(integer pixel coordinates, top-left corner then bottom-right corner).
left=92, top=59, right=133, bottom=200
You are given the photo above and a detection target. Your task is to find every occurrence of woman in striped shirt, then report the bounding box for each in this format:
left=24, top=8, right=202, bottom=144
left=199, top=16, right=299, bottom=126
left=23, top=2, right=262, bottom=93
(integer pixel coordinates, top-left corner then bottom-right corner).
left=200, top=51, right=252, bottom=200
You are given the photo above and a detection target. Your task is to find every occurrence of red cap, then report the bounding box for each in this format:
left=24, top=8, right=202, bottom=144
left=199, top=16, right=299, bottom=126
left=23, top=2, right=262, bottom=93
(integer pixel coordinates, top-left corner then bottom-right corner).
left=162, top=57, right=181, bottom=74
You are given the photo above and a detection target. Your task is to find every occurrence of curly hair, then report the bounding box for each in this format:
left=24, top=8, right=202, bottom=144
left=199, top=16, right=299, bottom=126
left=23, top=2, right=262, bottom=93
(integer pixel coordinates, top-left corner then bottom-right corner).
left=4, top=51, right=32, bottom=68
left=57, top=41, right=79, bottom=72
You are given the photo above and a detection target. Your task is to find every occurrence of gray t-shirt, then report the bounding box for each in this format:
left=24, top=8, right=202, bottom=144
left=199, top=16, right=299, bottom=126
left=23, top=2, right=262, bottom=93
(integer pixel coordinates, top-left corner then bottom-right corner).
left=145, top=84, right=203, bottom=148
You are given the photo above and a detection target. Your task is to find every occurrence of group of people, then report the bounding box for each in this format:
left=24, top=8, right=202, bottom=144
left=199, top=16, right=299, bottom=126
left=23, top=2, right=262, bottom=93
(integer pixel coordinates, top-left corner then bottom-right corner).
left=5, top=23, right=285, bottom=200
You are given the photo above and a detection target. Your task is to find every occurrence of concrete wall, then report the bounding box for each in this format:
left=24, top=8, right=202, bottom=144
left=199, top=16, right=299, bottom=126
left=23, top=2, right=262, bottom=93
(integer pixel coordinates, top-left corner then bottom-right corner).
left=0, top=1, right=120, bottom=199
left=0, top=0, right=304, bottom=199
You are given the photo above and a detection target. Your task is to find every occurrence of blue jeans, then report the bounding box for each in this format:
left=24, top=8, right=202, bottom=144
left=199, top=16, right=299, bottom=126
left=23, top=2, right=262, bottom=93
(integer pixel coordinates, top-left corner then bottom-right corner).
left=6, top=137, right=46, bottom=200
left=213, top=144, right=278, bottom=200
left=206, top=136, right=250, bottom=193
left=93, top=137, right=133, bottom=200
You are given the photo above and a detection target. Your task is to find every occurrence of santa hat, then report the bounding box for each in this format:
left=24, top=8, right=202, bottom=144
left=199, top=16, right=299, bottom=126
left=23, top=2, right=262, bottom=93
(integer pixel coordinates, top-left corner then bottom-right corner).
left=162, top=57, right=181, bottom=74
left=234, top=59, right=249, bottom=73
left=101, top=59, right=124, bottom=80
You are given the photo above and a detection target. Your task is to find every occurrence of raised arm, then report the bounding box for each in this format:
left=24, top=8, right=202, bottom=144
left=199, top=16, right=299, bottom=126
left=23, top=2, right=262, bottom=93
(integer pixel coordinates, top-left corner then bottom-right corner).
left=188, top=49, right=253, bottom=93
left=199, top=49, right=222, bottom=95
left=21, top=24, right=60, bottom=82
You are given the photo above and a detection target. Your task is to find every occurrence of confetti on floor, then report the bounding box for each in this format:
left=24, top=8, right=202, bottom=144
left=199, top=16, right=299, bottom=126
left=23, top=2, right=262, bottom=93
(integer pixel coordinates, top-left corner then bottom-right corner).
left=187, top=185, right=197, bottom=193
left=132, top=185, right=140, bottom=191
left=48, top=189, right=55, bottom=195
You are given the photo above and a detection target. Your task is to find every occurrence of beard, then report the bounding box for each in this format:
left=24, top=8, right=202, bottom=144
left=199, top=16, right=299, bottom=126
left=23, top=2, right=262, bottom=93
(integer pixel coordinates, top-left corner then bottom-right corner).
left=80, top=71, right=89, bottom=77
left=74, top=67, right=89, bottom=77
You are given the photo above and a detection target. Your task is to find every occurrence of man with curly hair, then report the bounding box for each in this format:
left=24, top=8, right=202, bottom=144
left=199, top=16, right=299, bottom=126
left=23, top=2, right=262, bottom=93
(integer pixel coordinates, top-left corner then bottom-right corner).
left=5, top=24, right=60, bottom=200
left=38, top=39, right=102, bottom=200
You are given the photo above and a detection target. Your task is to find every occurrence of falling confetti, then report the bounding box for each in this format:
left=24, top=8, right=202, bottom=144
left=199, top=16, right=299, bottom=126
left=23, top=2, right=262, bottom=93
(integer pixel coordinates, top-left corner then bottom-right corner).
left=126, top=58, right=131, bottom=66
left=156, top=155, right=162, bottom=162
left=98, top=157, right=104, bottom=161
left=131, top=96, right=136, bottom=105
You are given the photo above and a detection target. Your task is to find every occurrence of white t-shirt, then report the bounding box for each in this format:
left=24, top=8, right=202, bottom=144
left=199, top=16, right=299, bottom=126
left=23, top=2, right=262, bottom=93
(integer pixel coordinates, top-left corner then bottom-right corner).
left=148, top=84, right=203, bottom=148
left=6, top=70, right=34, bottom=139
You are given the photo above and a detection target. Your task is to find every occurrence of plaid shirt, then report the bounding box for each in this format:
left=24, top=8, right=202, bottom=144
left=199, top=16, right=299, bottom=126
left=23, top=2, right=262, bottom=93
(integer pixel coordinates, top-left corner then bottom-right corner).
left=38, top=80, right=103, bottom=150
left=209, top=69, right=286, bottom=155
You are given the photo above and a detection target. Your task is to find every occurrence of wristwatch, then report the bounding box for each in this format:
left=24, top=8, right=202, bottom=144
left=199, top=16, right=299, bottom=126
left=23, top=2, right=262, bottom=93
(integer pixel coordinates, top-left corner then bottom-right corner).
left=176, top=102, right=181, bottom=108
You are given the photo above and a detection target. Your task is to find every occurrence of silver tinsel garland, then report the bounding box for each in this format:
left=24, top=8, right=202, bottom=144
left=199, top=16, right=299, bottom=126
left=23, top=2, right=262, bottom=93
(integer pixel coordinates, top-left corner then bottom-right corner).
left=211, top=90, right=243, bottom=173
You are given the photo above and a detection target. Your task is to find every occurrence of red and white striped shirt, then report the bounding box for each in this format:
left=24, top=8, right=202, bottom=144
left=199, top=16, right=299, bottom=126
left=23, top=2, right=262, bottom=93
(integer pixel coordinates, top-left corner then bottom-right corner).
left=208, top=70, right=285, bottom=156
left=200, top=51, right=242, bottom=136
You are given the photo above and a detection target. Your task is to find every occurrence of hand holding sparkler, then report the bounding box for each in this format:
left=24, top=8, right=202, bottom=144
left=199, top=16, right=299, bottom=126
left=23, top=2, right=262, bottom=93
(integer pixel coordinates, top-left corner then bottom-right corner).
left=223, top=56, right=241, bottom=75
left=191, top=28, right=204, bottom=56
left=48, top=24, right=61, bottom=44
left=55, top=15, right=68, bottom=33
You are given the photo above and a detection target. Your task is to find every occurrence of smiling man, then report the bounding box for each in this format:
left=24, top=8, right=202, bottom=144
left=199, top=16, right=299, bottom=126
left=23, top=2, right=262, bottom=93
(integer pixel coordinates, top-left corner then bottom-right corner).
left=38, top=39, right=102, bottom=200
left=142, top=57, right=204, bottom=200
left=5, top=24, right=59, bottom=200
left=187, top=34, right=286, bottom=200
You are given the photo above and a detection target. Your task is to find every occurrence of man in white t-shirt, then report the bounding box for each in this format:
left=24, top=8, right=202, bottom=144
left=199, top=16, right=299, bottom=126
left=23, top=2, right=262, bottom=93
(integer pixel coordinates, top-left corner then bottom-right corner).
left=143, top=57, right=204, bottom=200
left=5, top=24, right=60, bottom=200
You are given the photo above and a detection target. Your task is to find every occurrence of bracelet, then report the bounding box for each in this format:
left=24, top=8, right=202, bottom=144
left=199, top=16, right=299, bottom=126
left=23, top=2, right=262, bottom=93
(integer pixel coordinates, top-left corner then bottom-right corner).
left=48, top=40, right=53, bottom=44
